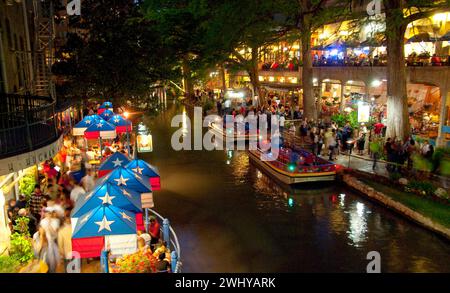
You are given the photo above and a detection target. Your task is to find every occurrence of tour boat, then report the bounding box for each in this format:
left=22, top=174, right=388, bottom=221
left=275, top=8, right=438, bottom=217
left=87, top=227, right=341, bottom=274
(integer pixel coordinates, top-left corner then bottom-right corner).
left=208, top=118, right=259, bottom=142
left=248, top=148, right=337, bottom=185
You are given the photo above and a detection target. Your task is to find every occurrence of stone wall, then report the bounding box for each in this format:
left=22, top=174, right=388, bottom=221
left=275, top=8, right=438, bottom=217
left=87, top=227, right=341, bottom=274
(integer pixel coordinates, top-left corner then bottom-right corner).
left=343, top=174, right=450, bottom=241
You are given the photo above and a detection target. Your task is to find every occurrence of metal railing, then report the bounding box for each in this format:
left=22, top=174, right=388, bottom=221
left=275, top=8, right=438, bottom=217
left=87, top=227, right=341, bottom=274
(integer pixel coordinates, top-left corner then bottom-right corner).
left=260, top=56, right=450, bottom=71
left=148, top=208, right=182, bottom=273
left=0, top=93, right=58, bottom=159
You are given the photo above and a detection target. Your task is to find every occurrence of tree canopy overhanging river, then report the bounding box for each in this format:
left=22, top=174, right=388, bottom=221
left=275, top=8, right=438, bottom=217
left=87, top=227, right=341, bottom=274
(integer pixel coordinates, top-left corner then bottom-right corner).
left=138, top=101, right=450, bottom=273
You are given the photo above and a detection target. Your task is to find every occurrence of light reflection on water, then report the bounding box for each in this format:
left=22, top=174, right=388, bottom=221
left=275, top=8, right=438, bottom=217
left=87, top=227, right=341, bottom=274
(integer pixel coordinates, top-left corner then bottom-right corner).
left=347, top=202, right=369, bottom=247
left=139, top=102, right=450, bottom=273
left=228, top=149, right=368, bottom=248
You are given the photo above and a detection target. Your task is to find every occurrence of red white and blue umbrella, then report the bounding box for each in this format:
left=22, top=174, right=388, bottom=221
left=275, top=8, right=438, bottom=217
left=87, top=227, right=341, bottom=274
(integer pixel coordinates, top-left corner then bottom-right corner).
left=100, top=109, right=115, bottom=121
left=101, top=166, right=152, bottom=194
left=72, top=204, right=137, bottom=239
left=98, top=101, right=113, bottom=115
left=72, top=181, right=142, bottom=218
left=125, top=159, right=161, bottom=191
left=84, top=120, right=117, bottom=140
left=109, top=115, right=132, bottom=134
left=73, top=115, right=104, bottom=136
left=98, top=151, right=131, bottom=178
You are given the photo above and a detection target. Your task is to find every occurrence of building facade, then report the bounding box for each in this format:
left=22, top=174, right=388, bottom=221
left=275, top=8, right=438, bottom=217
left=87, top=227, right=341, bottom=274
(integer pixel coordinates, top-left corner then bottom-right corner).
left=0, top=0, right=81, bottom=202
left=227, top=11, right=450, bottom=147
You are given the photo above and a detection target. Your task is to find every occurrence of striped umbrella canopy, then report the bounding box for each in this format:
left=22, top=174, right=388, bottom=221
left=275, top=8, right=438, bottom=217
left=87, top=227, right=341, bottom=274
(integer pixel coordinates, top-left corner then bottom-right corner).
left=84, top=120, right=117, bottom=140
left=102, top=166, right=152, bottom=194
left=109, top=115, right=133, bottom=134
left=72, top=181, right=142, bottom=218
left=100, top=101, right=113, bottom=109
left=98, top=101, right=114, bottom=115
left=73, top=115, right=105, bottom=136
left=100, top=109, right=115, bottom=121
left=72, top=204, right=137, bottom=239
left=125, top=159, right=160, bottom=190
left=98, top=151, right=131, bottom=178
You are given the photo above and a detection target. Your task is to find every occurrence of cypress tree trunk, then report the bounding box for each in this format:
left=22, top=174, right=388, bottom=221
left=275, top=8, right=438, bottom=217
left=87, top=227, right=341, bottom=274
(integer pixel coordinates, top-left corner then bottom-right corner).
left=182, top=56, right=194, bottom=100
left=220, top=64, right=227, bottom=91
left=249, top=46, right=264, bottom=106
left=385, top=5, right=410, bottom=141
left=301, top=25, right=316, bottom=120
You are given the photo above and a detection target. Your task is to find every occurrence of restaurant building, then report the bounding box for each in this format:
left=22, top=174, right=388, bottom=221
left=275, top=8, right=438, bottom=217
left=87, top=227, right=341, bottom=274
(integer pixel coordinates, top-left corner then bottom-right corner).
left=229, top=11, right=450, bottom=147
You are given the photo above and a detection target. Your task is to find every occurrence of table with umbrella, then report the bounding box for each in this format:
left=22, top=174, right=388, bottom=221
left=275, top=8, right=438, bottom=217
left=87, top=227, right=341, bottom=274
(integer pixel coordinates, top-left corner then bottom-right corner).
left=98, top=151, right=131, bottom=178
left=71, top=166, right=152, bottom=271
left=72, top=115, right=104, bottom=136
left=100, top=109, right=115, bottom=121
left=125, top=159, right=161, bottom=191
left=98, top=101, right=114, bottom=115
left=109, top=114, right=133, bottom=154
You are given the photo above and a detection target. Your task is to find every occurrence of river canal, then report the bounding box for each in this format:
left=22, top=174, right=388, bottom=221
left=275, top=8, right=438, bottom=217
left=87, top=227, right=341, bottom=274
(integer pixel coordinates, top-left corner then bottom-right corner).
left=139, top=101, right=450, bottom=273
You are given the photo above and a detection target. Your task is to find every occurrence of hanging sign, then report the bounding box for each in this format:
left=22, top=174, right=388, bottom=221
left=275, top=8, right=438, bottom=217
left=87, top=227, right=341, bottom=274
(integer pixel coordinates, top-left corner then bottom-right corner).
left=141, top=192, right=154, bottom=209
left=358, top=102, right=371, bottom=123
left=137, top=134, right=153, bottom=153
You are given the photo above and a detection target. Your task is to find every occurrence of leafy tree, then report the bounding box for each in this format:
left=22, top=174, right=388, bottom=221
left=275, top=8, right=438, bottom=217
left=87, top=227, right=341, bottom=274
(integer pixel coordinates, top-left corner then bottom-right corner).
left=278, top=0, right=354, bottom=120
left=382, top=0, right=450, bottom=140
left=200, top=0, right=290, bottom=105
left=142, top=0, right=213, bottom=99
left=56, top=0, right=177, bottom=104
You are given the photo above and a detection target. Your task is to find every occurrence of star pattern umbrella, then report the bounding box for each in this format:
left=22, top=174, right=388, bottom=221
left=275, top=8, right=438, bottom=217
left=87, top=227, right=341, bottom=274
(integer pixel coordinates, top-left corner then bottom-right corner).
left=84, top=120, right=117, bottom=140
left=98, top=151, right=131, bottom=178
left=72, top=181, right=142, bottom=218
left=98, top=101, right=113, bottom=115
left=73, top=115, right=104, bottom=136
left=102, top=166, right=152, bottom=194
left=100, top=109, right=115, bottom=121
left=109, top=115, right=133, bottom=134
left=73, top=205, right=137, bottom=238
left=125, top=159, right=161, bottom=191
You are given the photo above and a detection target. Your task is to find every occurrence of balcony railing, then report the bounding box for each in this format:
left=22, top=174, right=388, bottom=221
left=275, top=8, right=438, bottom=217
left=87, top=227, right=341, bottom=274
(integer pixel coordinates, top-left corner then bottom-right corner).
left=0, top=93, right=59, bottom=159
left=260, top=56, right=450, bottom=71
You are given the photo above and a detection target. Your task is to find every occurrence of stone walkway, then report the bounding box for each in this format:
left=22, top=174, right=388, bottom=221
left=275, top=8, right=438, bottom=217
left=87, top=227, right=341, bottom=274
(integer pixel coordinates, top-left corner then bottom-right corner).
left=332, top=152, right=449, bottom=189
left=333, top=153, right=389, bottom=177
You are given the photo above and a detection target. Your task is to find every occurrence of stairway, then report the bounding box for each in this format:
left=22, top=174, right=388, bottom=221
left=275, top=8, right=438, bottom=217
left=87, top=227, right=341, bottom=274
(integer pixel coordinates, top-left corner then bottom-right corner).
left=35, top=52, right=50, bottom=96
left=33, top=0, right=55, bottom=99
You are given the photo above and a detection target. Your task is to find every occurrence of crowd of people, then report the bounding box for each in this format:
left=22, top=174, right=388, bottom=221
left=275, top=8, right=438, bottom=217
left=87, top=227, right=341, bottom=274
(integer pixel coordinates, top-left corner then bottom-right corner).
left=6, top=143, right=167, bottom=273
left=383, top=136, right=435, bottom=173
left=213, top=94, right=440, bottom=175
left=259, top=51, right=450, bottom=70
left=4, top=101, right=169, bottom=273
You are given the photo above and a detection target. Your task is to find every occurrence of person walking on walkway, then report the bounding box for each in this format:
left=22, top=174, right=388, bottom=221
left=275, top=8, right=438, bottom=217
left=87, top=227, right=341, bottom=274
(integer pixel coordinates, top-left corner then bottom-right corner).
left=30, top=185, right=44, bottom=223
left=317, top=131, right=324, bottom=156
left=385, top=138, right=394, bottom=172
left=357, top=133, right=366, bottom=156
left=327, top=129, right=337, bottom=161
left=58, top=210, right=73, bottom=273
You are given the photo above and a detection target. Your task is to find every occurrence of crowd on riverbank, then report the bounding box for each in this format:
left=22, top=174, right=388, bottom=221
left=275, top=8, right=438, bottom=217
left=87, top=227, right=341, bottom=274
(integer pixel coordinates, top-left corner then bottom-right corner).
left=3, top=102, right=172, bottom=273
left=210, top=94, right=443, bottom=175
